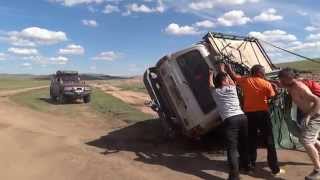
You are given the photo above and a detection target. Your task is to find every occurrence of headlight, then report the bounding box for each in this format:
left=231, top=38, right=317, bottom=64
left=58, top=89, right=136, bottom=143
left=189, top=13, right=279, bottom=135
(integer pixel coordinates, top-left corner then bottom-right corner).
left=64, top=87, right=73, bottom=91
left=84, top=87, right=91, bottom=91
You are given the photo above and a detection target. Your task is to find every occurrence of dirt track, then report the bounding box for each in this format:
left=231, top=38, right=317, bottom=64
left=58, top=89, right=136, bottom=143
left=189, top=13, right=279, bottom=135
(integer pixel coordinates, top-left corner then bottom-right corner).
left=0, top=87, right=315, bottom=180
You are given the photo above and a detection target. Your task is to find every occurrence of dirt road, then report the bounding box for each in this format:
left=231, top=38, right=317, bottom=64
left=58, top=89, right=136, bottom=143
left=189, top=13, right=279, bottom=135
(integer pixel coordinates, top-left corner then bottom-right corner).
left=0, top=87, right=314, bottom=180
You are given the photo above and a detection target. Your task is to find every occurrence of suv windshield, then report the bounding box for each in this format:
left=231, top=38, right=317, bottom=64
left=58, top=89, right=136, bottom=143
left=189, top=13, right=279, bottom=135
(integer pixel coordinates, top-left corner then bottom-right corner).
left=61, top=75, right=80, bottom=82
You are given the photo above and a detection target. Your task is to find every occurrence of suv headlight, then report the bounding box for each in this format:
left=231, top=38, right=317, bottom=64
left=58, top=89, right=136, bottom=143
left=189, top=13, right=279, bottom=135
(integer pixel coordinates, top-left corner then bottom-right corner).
left=64, top=87, right=73, bottom=91
left=84, top=87, right=91, bottom=91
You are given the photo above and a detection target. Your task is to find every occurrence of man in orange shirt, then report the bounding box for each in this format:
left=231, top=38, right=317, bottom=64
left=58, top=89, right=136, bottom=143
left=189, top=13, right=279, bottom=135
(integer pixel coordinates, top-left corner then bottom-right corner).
left=226, top=64, right=285, bottom=176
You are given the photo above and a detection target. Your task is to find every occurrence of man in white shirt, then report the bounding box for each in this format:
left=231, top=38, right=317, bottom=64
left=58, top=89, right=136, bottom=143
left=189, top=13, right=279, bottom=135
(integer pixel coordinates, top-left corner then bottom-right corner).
left=209, top=69, right=249, bottom=180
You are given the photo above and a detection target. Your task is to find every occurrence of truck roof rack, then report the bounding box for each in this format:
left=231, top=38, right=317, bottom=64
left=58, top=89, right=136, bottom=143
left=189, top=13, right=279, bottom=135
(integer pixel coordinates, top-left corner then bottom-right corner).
left=204, top=32, right=257, bottom=42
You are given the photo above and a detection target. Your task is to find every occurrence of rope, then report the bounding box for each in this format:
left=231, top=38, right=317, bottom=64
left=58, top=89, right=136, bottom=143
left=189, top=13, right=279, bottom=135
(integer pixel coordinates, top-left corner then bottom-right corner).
left=260, top=40, right=320, bottom=65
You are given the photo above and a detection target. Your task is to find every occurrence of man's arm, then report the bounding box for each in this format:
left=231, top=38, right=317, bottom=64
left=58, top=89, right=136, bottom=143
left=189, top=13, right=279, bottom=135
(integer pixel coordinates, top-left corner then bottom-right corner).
left=300, top=85, right=320, bottom=118
left=225, top=64, right=242, bottom=82
left=209, top=69, right=215, bottom=88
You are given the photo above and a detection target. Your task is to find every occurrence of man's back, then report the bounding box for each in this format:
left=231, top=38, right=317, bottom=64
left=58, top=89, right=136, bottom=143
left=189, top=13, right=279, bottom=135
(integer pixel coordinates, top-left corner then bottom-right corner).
left=235, top=76, right=275, bottom=112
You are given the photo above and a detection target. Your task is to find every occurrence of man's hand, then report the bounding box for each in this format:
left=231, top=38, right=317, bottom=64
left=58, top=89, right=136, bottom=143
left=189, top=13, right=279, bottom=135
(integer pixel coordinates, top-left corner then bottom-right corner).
left=302, top=115, right=311, bottom=128
left=217, top=63, right=226, bottom=73
left=225, top=63, right=232, bottom=72
left=209, top=68, right=214, bottom=75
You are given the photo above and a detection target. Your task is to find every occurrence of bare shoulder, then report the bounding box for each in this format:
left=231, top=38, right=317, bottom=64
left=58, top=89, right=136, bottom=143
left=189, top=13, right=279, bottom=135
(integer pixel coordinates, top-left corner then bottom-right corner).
left=295, top=81, right=311, bottom=91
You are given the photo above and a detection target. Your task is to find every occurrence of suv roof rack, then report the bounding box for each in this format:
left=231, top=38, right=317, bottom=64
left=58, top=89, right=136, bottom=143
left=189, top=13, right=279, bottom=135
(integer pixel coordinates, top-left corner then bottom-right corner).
left=56, top=70, right=79, bottom=75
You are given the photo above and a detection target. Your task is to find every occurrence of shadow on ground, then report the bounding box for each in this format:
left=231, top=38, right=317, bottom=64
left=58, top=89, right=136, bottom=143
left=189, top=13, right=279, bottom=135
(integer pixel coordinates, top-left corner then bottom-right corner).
left=86, top=119, right=310, bottom=180
left=39, top=97, right=84, bottom=105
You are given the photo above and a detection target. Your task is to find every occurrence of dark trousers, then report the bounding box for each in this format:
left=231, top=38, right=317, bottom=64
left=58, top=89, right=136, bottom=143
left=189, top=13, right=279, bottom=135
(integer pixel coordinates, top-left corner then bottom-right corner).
left=224, top=114, right=249, bottom=179
left=245, top=111, right=280, bottom=174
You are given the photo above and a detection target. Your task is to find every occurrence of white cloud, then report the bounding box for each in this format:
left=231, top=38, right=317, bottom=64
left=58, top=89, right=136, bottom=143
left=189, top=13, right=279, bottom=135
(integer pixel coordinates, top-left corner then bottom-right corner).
left=290, top=41, right=320, bottom=51
left=20, top=55, right=69, bottom=65
left=49, top=56, right=69, bottom=65
left=0, top=53, right=7, bottom=61
left=92, top=51, right=121, bottom=61
left=103, top=4, right=120, bottom=14
left=306, top=33, right=320, bottom=41
left=50, top=0, right=104, bottom=7
left=58, top=44, right=85, bottom=55
left=8, top=47, right=39, bottom=56
left=188, top=1, right=215, bottom=10
left=305, top=26, right=320, bottom=32
left=217, top=10, right=251, bottom=26
left=253, top=8, right=283, bottom=22
left=82, top=19, right=98, bottom=27
left=165, top=23, right=201, bottom=36
left=248, top=30, right=299, bottom=49
left=21, top=62, right=32, bottom=67
left=125, top=0, right=165, bottom=15
left=4, top=27, right=67, bottom=47
left=249, top=30, right=297, bottom=42
left=297, top=10, right=308, bottom=16
left=188, top=0, right=260, bottom=11
left=195, top=20, right=215, bottom=28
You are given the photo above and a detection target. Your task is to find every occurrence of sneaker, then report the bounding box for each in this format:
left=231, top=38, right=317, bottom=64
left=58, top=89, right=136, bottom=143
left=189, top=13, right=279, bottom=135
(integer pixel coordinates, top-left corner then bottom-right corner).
left=239, top=167, right=254, bottom=175
left=272, top=169, right=286, bottom=177
left=305, top=169, right=320, bottom=180
left=228, top=175, right=240, bottom=180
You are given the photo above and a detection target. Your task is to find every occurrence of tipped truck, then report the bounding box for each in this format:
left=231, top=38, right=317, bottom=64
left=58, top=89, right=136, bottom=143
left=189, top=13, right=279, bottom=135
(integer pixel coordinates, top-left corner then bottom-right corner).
left=144, top=32, right=283, bottom=139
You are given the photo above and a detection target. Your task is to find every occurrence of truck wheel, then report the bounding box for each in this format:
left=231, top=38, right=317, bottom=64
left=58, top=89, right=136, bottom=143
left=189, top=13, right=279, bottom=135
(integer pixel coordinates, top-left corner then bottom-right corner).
left=58, top=94, right=65, bottom=104
left=83, top=95, right=91, bottom=103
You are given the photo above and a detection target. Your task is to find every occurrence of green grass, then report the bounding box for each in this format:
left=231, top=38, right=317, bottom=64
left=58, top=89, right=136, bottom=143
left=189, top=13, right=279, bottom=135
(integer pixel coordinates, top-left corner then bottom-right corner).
left=103, top=79, right=147, bottom=93
left=10, top=88, right=152, bottom=123
left=116, top=83, right=147, bottom=93
left=0, top=76, right=49, bottom=90
left=91, top=89, right=151, bottom=122
left=277, top=60, right=320, bottom=73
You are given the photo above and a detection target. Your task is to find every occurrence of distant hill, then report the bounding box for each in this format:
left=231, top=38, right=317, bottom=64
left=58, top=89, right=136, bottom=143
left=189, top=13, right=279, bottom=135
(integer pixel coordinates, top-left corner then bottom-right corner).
left=0, top=73, right=129, bottom=81
left=33, top=74, right=128, bottom=81
left=277, top=59, right=320, bottom=73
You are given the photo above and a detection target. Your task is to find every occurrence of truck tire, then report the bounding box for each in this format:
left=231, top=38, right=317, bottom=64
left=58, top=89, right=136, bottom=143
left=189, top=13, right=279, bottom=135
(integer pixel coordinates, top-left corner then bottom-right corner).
left=83, top=95, right=91, bottom=103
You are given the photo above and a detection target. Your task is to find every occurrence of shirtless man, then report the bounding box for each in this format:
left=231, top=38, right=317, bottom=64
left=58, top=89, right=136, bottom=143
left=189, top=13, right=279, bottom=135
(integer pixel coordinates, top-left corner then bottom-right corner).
left=278, top=68, right=320, bottom=180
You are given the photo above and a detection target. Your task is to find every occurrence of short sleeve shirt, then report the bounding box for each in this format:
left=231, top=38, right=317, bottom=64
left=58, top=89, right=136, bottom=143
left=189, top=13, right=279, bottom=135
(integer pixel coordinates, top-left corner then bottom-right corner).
left=211, top=86, right=244, bottom=121
left=235, top=76, right=275, bottom=112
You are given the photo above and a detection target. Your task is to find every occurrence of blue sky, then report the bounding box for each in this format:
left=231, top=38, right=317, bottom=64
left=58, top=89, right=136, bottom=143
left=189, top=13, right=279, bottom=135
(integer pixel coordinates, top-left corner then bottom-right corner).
left=0, top=0, right=319, bottom=75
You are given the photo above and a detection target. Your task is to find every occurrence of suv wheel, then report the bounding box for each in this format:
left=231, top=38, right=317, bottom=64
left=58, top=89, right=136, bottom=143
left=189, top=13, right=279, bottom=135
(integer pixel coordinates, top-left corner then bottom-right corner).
left=51, top=95, right=57, bottom=102
left=83, top=95, right=91, bottom=103
left=58, top=94, right=65, bottom=104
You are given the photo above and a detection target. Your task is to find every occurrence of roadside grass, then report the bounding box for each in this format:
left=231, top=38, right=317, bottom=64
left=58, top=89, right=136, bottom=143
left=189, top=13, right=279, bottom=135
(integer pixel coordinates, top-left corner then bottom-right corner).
left=103, top=79, right=147, bottom=93
left=91, top=89, right=152, bottom=122
left=116, top=82, right=147, bottom=93
left=0, top=77, right=49, bottom=90
left=10, top=88, right=152, bottom=123
left=277, top=60, right=320, bottom=73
